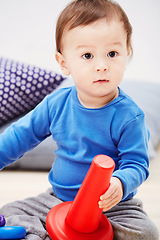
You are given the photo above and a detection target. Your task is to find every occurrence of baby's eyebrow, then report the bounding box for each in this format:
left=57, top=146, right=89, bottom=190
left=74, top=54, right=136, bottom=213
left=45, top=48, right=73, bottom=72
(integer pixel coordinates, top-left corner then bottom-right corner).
left=76, top=45, right=94, bottom=49
left=112, top=41, right=123, bottom=46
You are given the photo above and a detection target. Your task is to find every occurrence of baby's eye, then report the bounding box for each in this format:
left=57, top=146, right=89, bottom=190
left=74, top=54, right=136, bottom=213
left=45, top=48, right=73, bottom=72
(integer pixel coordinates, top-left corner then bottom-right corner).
left=107, top=51, right=118, bottom=58
left=82, top=53, right=93, bottom=60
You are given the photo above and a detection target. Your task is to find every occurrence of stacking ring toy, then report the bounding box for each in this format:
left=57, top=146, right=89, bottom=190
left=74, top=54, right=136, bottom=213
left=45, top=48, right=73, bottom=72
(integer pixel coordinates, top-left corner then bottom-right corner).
left=46, top=154, right=115, bottom=240
left=0, top=215, right=5, bottom=227
left=0, top=214, right=26, bottom=239
left=0, top=226, right=26, bottom=240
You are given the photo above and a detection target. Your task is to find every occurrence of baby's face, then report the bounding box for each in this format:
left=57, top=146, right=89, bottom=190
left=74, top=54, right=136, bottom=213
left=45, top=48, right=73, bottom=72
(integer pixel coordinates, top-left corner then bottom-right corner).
left=56, top=18, right=129, bottom=108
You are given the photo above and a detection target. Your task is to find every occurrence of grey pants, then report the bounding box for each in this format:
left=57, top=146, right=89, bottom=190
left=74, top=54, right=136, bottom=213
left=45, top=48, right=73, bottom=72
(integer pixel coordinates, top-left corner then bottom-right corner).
left=0, top=188, right=159, bottom=240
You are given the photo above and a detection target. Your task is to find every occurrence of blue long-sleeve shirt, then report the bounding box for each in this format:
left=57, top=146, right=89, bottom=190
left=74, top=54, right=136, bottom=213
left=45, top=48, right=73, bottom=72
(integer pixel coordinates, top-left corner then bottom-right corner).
left=0, top=87, right=149, bottom=201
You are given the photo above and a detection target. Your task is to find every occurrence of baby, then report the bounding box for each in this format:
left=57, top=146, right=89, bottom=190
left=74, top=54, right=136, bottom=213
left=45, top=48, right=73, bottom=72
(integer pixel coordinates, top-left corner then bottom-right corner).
left=0, top=0, right=159, bottom=239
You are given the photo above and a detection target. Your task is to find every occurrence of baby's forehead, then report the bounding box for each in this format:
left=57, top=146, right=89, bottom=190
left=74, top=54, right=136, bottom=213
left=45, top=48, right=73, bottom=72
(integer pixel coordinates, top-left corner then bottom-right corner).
left=61, top=19, right=127, bottom=50
left=63, top=18, right=125, bottom=40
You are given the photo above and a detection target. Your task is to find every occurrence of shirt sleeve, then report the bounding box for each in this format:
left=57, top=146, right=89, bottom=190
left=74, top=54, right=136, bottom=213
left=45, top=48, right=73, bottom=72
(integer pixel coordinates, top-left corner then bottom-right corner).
left=112, top=113, right=150, bottom=200
left=0, top=96, right=51, bottom=170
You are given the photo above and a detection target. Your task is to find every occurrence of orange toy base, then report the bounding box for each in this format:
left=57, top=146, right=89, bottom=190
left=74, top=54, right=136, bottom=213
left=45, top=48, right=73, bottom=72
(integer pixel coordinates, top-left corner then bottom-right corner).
left=46, top=202, right=113, bottom=240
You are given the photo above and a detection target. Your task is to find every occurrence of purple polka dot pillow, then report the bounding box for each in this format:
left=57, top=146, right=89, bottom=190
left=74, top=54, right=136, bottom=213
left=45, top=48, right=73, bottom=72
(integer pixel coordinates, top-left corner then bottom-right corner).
left=0, top=57, right=66, bottom=126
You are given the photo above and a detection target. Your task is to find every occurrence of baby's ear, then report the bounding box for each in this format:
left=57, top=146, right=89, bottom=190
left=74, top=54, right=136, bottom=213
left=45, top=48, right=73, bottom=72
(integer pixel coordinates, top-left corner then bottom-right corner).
left=127, top=46, right=133, bottom=58
left=55, top=52, right=70, bottom=76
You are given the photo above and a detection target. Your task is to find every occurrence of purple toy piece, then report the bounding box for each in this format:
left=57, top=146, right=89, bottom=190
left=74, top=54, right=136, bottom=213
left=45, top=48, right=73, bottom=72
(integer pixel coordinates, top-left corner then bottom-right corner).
left=0, top=215, right=5, bottom=227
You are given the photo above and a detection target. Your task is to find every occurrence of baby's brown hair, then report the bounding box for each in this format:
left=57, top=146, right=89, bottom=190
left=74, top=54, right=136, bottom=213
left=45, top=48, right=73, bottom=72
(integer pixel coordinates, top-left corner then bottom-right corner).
left=56, top=0, right=133, bottom=56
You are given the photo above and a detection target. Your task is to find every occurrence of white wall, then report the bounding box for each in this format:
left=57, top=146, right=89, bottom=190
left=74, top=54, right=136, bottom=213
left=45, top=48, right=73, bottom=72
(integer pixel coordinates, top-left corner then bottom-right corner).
left=0, top=0, right=159, bottom=83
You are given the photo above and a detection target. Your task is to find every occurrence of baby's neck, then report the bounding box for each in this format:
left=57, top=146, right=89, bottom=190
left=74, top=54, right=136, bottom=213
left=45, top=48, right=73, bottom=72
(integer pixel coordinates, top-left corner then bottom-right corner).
left=77, top=88, right=119, bottom=109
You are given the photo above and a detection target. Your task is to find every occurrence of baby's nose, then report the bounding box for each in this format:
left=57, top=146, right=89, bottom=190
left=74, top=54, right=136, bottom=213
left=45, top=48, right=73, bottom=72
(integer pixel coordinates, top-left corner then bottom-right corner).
left=96, top=63, right=108, bottom=72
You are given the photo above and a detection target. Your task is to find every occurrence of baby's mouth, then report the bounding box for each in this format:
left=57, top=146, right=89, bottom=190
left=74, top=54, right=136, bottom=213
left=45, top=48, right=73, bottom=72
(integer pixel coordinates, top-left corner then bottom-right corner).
left=93, top=79, right=109, bottom=83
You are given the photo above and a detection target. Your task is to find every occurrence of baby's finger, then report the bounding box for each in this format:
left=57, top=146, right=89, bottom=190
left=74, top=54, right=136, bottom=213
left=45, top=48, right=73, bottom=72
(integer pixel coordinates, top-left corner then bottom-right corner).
left=100, top=187, right=115, bottom=201
left=101, top=199, right=118, bottom=212
left=98, top=195, right=119, bottom=211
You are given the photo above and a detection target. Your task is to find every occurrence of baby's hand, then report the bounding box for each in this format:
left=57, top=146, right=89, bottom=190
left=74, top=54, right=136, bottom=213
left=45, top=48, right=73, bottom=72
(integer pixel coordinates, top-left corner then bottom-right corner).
left=98, top=177, right=123, bottom=212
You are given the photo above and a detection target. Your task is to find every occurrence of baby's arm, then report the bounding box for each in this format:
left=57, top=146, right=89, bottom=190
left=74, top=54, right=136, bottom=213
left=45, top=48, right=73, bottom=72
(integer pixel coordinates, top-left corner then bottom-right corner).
left=0, top=96, right=51, bottom=170
left=98, top=177, right=123, bottom=212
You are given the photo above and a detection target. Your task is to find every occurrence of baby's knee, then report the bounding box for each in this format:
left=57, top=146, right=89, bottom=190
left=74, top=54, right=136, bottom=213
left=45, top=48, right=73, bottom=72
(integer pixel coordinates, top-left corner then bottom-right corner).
left=130, top=219, right=158, bottom=240
left=112, top=218, right=159, bottom=240
left=140, top=220, right=159, bottom=240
